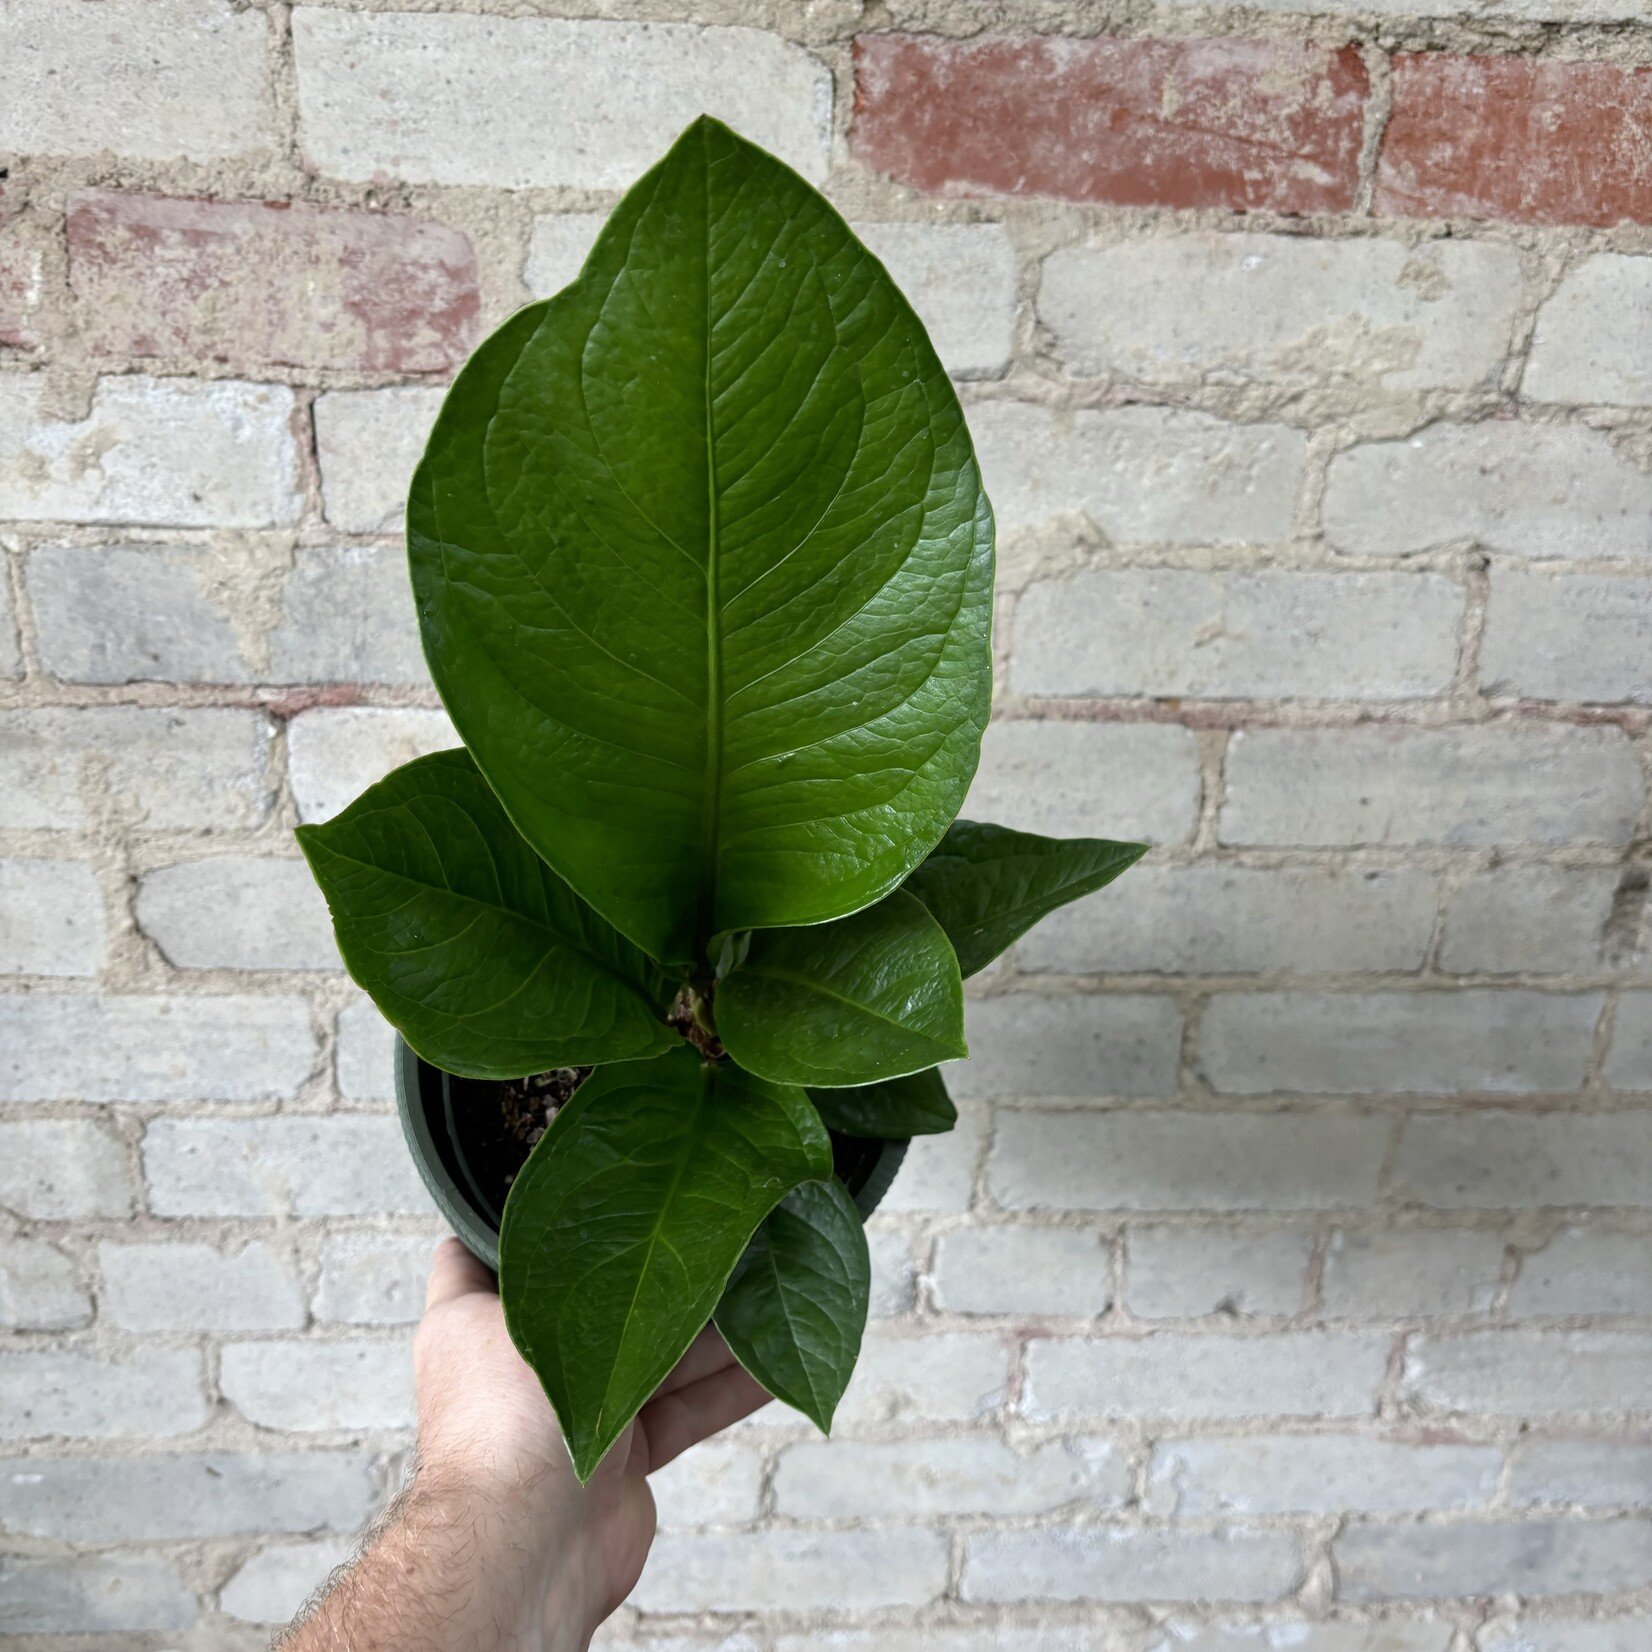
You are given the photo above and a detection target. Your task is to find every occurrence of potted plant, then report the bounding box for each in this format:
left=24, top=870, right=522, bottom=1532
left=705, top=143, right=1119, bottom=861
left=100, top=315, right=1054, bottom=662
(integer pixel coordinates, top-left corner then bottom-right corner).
left=298, top=117, right=1143, bottom=1481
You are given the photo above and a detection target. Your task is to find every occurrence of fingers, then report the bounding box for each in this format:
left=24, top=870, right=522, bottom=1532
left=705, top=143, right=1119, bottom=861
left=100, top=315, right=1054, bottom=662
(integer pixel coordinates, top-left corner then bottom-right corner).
left=653, top=1324, right=740, bottom=1398
left=423, top=1237, right=496, bottom=1312
left=640, top=1362, right=770, bottom=1472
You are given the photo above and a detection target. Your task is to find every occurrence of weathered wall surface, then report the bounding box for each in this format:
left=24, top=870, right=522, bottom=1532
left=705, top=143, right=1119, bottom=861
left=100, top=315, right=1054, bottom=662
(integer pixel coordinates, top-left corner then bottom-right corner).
left=1, top=0, right=1650, bottom=1646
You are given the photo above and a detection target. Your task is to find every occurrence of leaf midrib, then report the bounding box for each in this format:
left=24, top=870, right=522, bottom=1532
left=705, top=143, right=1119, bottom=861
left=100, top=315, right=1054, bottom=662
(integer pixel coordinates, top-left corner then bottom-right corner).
left=306, top=831, right=650, bottom=1004
left=945, top=865, right=1135, bottom=934
left=695, top=118, right=725, bottom=955
left=591, top=1093, right=703, bottom=1447
left=745, top=960, right=958, bottom=1050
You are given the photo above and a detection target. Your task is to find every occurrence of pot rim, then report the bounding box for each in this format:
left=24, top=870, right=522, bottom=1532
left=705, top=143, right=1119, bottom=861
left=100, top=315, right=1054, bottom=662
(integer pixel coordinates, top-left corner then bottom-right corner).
left=392, top=1036, right=910, bottom=1271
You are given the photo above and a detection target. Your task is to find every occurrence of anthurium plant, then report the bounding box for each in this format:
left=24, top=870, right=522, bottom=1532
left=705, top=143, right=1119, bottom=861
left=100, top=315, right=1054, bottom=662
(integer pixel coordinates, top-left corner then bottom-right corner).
left=298, top=118, right=1144, bottom=1480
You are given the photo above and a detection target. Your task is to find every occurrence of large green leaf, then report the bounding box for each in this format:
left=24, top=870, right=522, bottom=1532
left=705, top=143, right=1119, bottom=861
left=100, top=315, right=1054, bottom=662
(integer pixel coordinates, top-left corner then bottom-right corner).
left=296, top=750, right=676, bottom=1079
left=498, top=1045, right=831, bottom=1480
left=409, top=116, right=993, bottom=965
left=904, top=819, right=1148, bottom=977
left=809, top=1066, right=957, bottom=1138
left=717, top=890, right=966, bottom=1087
left=715, top=1177, right=869, bottom=1433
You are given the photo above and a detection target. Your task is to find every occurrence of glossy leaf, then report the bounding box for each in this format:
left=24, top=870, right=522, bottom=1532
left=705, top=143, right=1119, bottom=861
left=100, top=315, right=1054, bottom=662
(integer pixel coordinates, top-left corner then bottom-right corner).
left=717, top=890, right=966, bottom=1087
left=904, top=819, right=1148, bottom=977
left=715, top=1177, right=869, bottom=1433
left=409, top=116, right=993, bottom=964
left=498, top=1045, right=831, bottom=1480
left=296, top=750, right=677, bottom=1079
left=808, top=1066, right=956, bottom=1138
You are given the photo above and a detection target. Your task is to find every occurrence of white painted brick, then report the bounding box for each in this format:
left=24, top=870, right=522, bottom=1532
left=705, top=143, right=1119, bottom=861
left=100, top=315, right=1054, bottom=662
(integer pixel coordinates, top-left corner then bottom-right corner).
left=1023, top=1332, right=1389, bottom=1422
left=778, top=1631, right=1105, bottom=1652
left=101, top=1240, right=304, bottom=1332
left=0, top=993, right=317, bottom=1103
left=1016, top=569, right=1461, bottom=701
left=1023, top=865, right=1437, bottom=976
left=136, top=857, right=337, bottom=971
left=1126, top=1227, right=1313, bottom=1319
left=220, top=1537, right=352, bottom=1625
left=268, top=546, right=427, bottom=686
left=0, top=0, right=274, bottom=162
left=1321, top=1229, right=1505, bottom=1318
left=524, top=214, right=606, bottom=298
left=1336, top=1517, right=1652, bottom=1600
left=866, top=1226, right=915, bottom=1318
left=220, top=1338, right=414, bottom=1431
left=0, top=706, right=274, bottom=830
left=313, top=387, right=443, bottom=534
left=1482, top=1621, right=1652, bottom=1652
left=1145, top=1434, right=1499, bottom=1517
left=0, top=577, right=16, bottom=678
left=1041, top=233, right=1521, bottom=392
left=650, top=1437, right=764, bottom=1528
left=1394, top=1111, right=1652, bottom=1209
left=874, top=1098, right=984, bottom=1215
left=0, top=1237, right=90, bottom=1330
left=1161, top=0, right=1648, bottom=15
left=833, top=1328, right=1011, bottom=1426
left=953, top=993, right=1182, bottom=1101
left=968, top=719, right=1201, bottom=843
left=1508, top=1441, right=1652, bottom=1509
left=1483, top=570, right=1652, bottom=706
left=143, top=1116, right=433, bottom=1218
left=1439, top=867, right=1619, bottom=976
left=314, top=1232, right=436, bottom=1325
left=989, top=1111, right=1388, bottom=1213
left=1198, top=991, right=1601, bottom=1096
left=972, top=402, right=1304, bottom=544
left=27, top=534, right=388, bottom=704
left=1605, top=994, right=1652, bottom=1091
left=288, top=706, right=459, bottom=823
left=0, top=859, right=105, bottom=976
left=0, top=1553, right=196, bottom=1635
left=27, top=544, right=246, bottom=684
left=1526, top=255, right=1652, bottom=407
left=1324, top=423, right=1652, bottom=560
left=0, top=1450, right=375, bottom=1540
left=0, top=1120, right=133, bottom=1218
left=931, top=1226, right=1111, bottom=1317
left=777, top=1435, right=1128, bottom=1519
left=0, top=1348, right=205, bottom=1439
left=962, top=1524, right=1304, bottom=1605
left=337, top=998, right=397, bottom=1106
left=1508, top=1229, right=1652, bottom=1317
left=857, top=222, right=1017, bottom=378
left=630, top=1528, right=948, bottom=1613
left=294, top=13, right=831, bottom=188
left=1144, top=1624, right=1452, bottom=1652
left=1401, top=1331, right=1652, bottom=1414
left=1223, top=726, right=1643, bottom=848
left=0, top=374, right=300, bottom=527
left=601, top=1634, right=754, bottom=1652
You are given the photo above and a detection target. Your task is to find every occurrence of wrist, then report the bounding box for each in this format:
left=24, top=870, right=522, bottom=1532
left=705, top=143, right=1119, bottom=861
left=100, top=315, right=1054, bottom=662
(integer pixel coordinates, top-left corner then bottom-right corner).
left=285, top=1465, right=600, bottom=1652
left=401, top=1464, right=601, bottom=1652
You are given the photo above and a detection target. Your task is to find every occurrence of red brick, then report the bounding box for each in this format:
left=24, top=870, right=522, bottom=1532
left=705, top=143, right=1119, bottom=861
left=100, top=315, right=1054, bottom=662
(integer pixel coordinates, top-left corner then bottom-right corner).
left=67, top=193, right=480, bottom=371
left=853, top=34, right=1368, bottom=214
left=1378, top=54, right=1652, bottom=228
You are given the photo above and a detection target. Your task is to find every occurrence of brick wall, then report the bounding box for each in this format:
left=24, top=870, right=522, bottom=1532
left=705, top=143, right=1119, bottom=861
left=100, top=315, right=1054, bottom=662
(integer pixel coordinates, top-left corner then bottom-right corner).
left=0, top=0, right=1649, bottom=1646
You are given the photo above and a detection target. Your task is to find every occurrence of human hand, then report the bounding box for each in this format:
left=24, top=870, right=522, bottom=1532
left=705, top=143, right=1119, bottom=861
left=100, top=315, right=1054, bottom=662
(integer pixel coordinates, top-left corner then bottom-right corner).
left=282, top=1238, right=770, bottom=1652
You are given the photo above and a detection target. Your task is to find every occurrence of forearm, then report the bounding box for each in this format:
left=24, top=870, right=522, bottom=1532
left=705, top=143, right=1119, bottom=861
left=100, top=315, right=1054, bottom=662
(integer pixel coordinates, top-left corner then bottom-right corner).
left=280, top=1470, right=598, bottom=1652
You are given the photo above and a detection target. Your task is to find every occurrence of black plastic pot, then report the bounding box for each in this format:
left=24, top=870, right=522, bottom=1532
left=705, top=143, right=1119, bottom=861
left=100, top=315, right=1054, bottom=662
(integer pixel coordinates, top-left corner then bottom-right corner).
left=393, top=1036, right=909, bottom=1269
